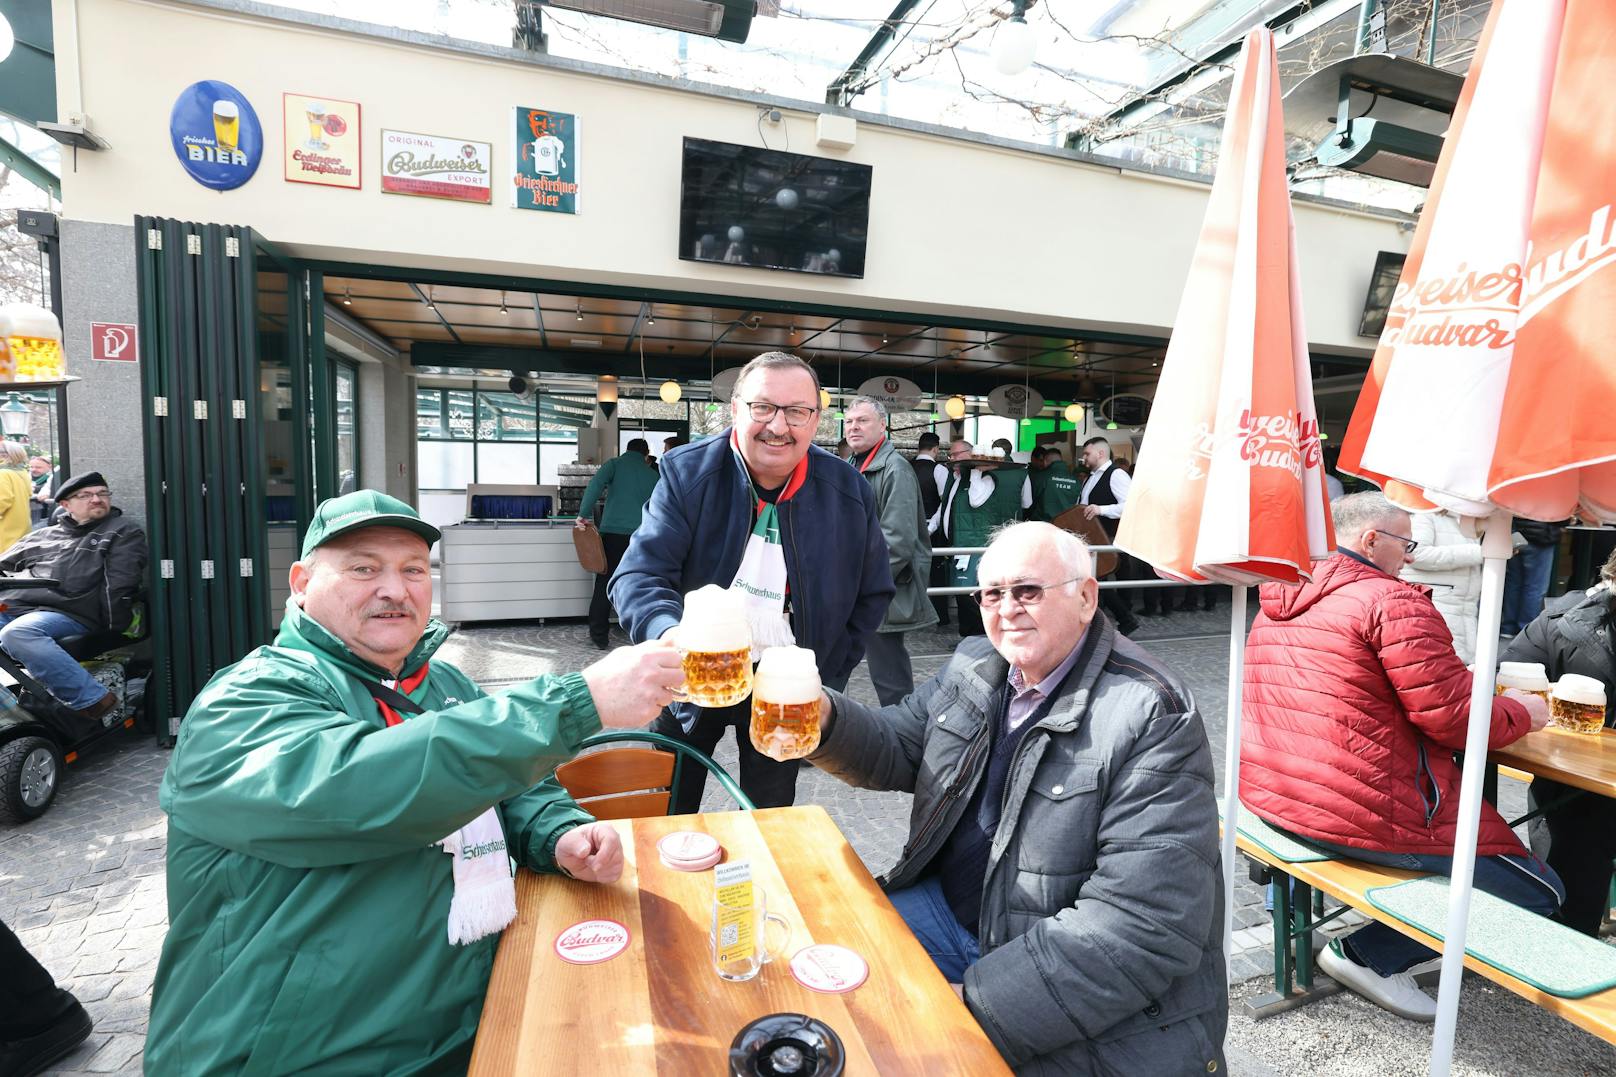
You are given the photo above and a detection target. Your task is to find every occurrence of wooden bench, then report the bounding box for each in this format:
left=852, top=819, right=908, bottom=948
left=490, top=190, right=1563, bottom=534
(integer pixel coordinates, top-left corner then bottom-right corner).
left=1235, top=830, right=1616, bottom=1045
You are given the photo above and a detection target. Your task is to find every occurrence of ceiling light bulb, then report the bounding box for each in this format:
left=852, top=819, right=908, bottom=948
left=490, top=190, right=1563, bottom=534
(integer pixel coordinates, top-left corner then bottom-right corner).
left=820, top=389, right=832, bottom=410
left=499, top=293, right=508, bottom=315
left=1105, top=420, right=1119, bottom=430
left=1064, top=403, right=1083, bottom=424
left=342, top=287, right=351, bottom=306
left=992, top=14, right=1037, bottom=76
left=945, top=395, right=967, bottom=420
left=659, top=380, right=682, bottom=404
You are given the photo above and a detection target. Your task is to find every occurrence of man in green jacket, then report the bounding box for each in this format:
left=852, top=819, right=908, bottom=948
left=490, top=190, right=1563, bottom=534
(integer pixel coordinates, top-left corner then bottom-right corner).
left=146, top=491, right=682, bottom=1076
left=844, top=396, right=938, bottom=704
left=1027, top=445, right=1081, bottom=523
left=576, top=438, right=660, bottom=649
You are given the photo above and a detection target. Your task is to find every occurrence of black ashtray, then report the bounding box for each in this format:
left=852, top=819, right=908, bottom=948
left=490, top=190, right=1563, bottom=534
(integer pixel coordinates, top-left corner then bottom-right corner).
left=728, top=1012, right=845, bottom=1076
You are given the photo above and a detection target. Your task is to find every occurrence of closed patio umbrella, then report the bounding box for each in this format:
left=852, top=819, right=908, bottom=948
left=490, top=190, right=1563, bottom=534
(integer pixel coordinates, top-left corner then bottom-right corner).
left=1337, top=0, right=1616, bottom=1071
left=1114, top=26, right=1333, bottom=963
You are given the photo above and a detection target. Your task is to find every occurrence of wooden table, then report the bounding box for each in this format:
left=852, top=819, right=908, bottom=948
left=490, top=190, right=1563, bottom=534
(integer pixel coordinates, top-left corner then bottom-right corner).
left=1489, top=726, right=1616, bottom=798
left=470, top=805, right=1012, bottom=1076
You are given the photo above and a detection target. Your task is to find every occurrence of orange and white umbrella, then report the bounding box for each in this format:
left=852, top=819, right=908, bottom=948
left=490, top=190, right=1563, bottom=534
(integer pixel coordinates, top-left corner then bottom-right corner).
left=1337, top=1, right=1615, bottom=1071
left=1114, top=26, right=1333, bottom=962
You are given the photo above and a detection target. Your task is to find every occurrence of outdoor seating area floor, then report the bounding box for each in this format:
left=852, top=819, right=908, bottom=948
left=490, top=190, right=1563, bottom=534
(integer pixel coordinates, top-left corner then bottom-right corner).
left=2, top=612, right=1612, bottom=1074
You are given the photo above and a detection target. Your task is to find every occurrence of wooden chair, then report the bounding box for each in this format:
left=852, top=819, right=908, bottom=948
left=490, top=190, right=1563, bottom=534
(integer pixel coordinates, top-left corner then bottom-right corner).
left=555, top=729, right=754, bottom=820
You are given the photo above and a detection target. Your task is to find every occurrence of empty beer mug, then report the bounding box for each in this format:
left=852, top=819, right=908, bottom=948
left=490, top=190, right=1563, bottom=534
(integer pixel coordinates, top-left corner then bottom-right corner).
left=711, top=887, right=791, bottom=982
left=750, top=646, right=822, bottom=761
left=672, top=585, right=753, bottom=709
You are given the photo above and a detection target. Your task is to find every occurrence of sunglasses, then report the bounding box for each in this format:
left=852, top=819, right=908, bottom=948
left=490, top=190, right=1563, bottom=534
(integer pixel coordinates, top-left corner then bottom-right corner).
left=972, top=576, right=1085, bottom=608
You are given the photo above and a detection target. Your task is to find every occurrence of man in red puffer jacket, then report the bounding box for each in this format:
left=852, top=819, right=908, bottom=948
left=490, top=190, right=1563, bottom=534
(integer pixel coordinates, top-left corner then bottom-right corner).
left=1242, top=492, right=1562, bottom=1022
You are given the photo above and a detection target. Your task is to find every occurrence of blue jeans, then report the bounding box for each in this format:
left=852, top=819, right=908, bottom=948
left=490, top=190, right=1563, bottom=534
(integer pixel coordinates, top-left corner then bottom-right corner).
left=1304, top=836, right=1564, bottom=977
left=887, top=876, right=981, bottom=983
left=1501, top=543, right=1555, bottom=634
left=0, top=610, right=108, bottom=710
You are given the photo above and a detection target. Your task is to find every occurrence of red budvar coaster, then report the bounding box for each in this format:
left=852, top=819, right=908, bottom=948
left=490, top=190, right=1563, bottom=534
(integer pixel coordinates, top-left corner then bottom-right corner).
left=554, top=918, right=631, bottom=965
left=658, top=831, right=722, bottom=871
left=789, top=944, right=869, bottom=994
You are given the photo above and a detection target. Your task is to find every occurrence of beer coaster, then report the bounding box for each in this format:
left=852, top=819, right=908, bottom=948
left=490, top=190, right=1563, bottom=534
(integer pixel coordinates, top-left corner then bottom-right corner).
left=658, top=831, right=722, bottom=871
left=554, top=918, right=631, bottom=965
left=789, top=944, right=869, bottom=994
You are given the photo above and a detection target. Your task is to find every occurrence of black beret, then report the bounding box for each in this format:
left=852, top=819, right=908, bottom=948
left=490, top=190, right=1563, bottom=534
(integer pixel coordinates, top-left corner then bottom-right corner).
left=54, top=471, right=108, bottom=502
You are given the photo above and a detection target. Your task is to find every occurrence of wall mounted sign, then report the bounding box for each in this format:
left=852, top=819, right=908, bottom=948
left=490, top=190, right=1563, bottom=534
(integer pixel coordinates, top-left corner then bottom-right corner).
left=380, top=129, right=492, bottom=203
left=987, top=383, right=1045, bottom=421
left=855, top=374, right=923, bottom=411
left=1098, top=393, right=1153, bottom=428
left=90, top=322, right=138, bottom=363
left=283, top=93, right=360, bottom=189
left=170, top=80, right=263, bottom=191
left=512, top=106, right=579, bottom=214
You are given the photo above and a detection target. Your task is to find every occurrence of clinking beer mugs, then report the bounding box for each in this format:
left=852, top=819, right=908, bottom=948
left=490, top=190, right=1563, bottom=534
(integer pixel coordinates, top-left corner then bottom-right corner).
left=750, top=646, right=822, bottom=762
left=672, top=585, right=753, bottom=709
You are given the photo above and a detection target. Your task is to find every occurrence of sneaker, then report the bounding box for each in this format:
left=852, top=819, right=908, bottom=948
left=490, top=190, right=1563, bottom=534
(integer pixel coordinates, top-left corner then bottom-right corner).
left=1318, top=940, right=1436, bottom=1022
left=0, top=998, right=94, bottom=1077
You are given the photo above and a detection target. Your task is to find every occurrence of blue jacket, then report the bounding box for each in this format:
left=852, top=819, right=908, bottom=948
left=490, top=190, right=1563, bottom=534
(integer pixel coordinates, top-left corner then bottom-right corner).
left=610, top=433, right=894, bottom=687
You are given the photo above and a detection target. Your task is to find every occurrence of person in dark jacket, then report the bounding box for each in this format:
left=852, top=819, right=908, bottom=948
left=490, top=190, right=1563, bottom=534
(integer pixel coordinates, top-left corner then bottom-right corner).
left=808, top=522, right=1226, bottom=1075
left=0, top=919, right=93, bottom=1077
left=913, top=431, right=948, bottom=626
left=1243, top=492, right=1560, bottom=1021
left=1502, top=551, right=1616, bottom=935
left=575, top=438, right=659, bottom=649
left=1501, top=515, right=1565, bottom=634
left=611, top=351, right=894, bottom=811
left=0, top=472, right=148, bottom=721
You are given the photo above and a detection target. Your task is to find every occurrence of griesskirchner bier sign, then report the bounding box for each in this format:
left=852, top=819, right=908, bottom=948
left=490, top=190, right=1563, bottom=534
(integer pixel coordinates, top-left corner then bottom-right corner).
left=380, top=129, right=492, bottom=203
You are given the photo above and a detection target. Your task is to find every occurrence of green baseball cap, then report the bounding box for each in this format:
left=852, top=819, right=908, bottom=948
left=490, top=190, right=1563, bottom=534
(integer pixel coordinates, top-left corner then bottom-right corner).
left=300, top=491, right=441, bottom=559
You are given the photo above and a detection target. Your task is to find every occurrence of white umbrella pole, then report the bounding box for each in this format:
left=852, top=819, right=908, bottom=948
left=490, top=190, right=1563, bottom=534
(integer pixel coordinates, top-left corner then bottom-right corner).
left=1221, top=584, right=1249, bottom=963
left=1429, top=510, right=1512, bottom=1076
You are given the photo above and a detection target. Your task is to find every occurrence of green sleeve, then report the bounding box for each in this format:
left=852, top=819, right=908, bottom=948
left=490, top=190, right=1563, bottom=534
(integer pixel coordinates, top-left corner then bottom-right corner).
left=501, top=777, right=595, bottom=874
left=577, top=458, right=615, bottom=519
left=161, top=660, right=601, bottom=869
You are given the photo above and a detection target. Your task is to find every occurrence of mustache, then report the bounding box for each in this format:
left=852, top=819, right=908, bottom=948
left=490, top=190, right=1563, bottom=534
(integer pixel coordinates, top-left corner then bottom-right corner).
left=363, top=602, right=416, bottom=618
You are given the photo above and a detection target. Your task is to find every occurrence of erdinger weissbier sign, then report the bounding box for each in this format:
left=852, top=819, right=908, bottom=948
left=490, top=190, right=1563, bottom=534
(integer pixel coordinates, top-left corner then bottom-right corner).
left=512, top=106, right=579, bottom=214
left=283, top=93, right=360, bottom=189
left=380, top=130, right=492, bottom=204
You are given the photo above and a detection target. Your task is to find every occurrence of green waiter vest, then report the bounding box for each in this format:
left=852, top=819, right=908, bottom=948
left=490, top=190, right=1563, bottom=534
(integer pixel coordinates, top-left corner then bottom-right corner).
left=1038, top=460, right=1082, bottom=521
left=949, top=467, right=1025, bottom=587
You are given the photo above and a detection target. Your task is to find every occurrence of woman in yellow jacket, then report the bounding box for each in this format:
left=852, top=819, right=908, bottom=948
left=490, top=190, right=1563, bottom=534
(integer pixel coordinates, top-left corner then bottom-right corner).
left=0, top=441, right=34, bottom=551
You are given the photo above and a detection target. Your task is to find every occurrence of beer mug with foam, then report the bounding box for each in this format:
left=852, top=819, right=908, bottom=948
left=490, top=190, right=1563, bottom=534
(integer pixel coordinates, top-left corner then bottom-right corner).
left=673, top=585, right=753, bottom=709
left=1549, top=673, right=1607, bottom=735
left=1495, top=661, right=1550, bottom=701
left=750, top=646, right=822, bottom=761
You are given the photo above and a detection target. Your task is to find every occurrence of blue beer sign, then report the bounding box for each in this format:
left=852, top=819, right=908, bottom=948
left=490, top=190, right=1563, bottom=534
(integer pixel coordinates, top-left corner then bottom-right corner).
left=170, top=80, right=263, bottom=191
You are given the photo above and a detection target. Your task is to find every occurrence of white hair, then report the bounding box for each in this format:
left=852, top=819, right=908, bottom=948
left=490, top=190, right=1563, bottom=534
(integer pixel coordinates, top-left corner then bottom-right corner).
left=982, top=521, right=1094, bottom=581
left=846, top=395, right=888, bottom=422
left=1332, top=491, right=1406, bottom=541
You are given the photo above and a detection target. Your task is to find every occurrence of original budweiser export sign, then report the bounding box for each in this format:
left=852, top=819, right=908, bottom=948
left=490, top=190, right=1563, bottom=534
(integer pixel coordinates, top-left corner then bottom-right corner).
left=553, top=918, right=630, bottom=965
left=380, top=129, right=491, bottom=203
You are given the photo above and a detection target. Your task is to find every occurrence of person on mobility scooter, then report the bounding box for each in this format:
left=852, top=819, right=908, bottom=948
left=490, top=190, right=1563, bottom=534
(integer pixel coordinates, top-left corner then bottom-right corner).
left=0, top=471, right=149, bottom=822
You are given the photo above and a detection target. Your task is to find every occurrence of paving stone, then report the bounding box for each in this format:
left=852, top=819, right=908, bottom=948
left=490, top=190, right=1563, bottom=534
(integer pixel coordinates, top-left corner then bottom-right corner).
left=69, top=975, right=121, bottom=1004
left=72, top=948, right=124, bottom=977
left=82, top=1032, right=145, bottom=1072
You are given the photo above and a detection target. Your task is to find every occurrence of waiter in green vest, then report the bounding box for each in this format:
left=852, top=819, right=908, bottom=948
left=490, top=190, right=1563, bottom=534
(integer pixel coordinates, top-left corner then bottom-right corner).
left=937, top=438, right=1029, bottom=637
left=1027, top=444, right=1081, bottom=522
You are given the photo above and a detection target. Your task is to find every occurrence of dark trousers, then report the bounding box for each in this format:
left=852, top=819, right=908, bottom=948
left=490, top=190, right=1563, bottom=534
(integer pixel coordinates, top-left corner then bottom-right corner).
left=652, top=670, right=850, bottom=813
left=1528, top=776, right=1616, bottom=935
left=863, top=630, right=914, bottom=706
left=0, top=920, right=73, bottom=1038
left=929, top=555, right=951, bottom=625
left=954, top=595, right=984, bottom=638
left=587, top=531, right=632, bottom=646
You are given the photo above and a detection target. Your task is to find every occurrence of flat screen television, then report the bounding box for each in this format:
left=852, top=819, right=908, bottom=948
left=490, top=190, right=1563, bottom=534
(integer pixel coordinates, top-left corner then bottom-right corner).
left=678, top=137, right=872, bottom=278
left=1358, top=250, right=1407, bottom=338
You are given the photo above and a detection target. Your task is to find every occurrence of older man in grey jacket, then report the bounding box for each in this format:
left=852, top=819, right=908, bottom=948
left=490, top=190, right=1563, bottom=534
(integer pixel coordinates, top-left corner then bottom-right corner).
left=844, top=395, right=938, bottom=704
left=809, top=521, right=1225, bottom=1075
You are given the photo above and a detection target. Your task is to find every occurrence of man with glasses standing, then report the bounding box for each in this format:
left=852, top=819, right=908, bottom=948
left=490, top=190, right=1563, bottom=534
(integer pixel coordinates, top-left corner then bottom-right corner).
left=0, top=472, right=148, bottom=721
left=612, top=352, right=893, bottom=810
left=803, top=521, right=1227, bottom=1074
left=1241, top=492, right=1560, bottom=1022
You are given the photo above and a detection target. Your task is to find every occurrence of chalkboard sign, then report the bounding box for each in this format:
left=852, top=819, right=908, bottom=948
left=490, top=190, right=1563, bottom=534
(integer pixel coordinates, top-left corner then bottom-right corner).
left=1098, top=393, right=1152, bottom=428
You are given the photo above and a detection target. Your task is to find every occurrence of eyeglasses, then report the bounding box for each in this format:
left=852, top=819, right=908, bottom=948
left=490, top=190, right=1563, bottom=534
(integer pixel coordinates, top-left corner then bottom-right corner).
left=972, top=576, right=1085, bottom=608
left=66, top=489, right=111, bottom=503
left=1376, top=530, right=1419, bottom=554
left=741, top=400, right=819, bottom=428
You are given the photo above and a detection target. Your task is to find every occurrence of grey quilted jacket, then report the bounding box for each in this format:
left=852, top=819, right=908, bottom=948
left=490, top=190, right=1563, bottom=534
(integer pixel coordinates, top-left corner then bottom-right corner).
left=811, top=618, right=1227, bottom=1076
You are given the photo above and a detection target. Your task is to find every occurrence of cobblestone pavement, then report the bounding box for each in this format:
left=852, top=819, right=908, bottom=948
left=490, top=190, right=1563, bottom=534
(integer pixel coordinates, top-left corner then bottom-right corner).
left=1, top=605, right=1608, bottom=1074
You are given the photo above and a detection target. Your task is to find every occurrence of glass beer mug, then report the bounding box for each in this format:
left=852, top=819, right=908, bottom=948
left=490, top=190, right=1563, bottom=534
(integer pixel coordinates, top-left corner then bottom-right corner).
left=673, top=585, right=753, bottom=709
left=750, top=646, right=822, bottom=761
